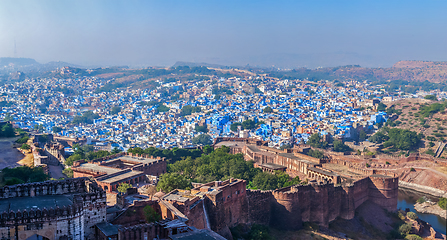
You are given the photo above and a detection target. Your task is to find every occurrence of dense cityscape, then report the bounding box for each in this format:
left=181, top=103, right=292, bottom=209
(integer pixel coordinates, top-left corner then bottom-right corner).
left=1, top=1, right=446, bottom=239
left=1, top=68, right=399, bottom=150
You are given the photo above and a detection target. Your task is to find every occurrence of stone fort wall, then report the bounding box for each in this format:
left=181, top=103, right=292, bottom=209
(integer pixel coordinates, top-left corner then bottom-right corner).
left=244, top=175, right=398, bottom=229
left=0, top=178, right=106, bottom=240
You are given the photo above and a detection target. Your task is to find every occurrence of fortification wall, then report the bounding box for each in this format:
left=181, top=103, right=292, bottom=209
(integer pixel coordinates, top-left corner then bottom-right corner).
left=206, top=180, right=248, bottom=232
left=118, top=223, right=160, bottom=240
left=246, top=190, right=273, bottom=226
left=368, top=175, right=398, bottom=211
left=351, top=177, right=370, bottom=209
left=243, top=176, right=398, bottom=229
left=271, top=187, right=302, bottom=229
left=0, top=178, right=106, bottom=240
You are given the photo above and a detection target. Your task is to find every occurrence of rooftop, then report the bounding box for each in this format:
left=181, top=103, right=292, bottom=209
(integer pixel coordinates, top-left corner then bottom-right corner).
left=0, top=195, right=73, bottom=212
left=99, top=170, right=145, bottom=184
left=258, top=162, right=286, bottom=170
left=96, top=222, right=119, bottom=237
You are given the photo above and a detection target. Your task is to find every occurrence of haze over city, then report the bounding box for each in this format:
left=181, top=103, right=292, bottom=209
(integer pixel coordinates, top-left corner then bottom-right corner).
left=1, top=0, right=447, bottom=68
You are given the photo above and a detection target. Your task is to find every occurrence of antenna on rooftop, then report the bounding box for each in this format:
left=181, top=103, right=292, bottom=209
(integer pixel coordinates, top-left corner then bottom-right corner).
left=14, top=39, right=17, bottom=58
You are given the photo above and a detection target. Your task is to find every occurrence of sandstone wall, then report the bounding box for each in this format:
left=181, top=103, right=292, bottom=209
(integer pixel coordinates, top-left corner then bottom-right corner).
left=368, top=176, right=398, bottom=211
left=206, top=180, right=248, bottom=232
left=246, top=190, right=273, bottom=226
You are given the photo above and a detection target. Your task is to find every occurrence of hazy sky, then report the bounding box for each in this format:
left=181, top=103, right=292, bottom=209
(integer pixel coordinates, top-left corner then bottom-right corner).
left=1, top=0, right=446, bottom=68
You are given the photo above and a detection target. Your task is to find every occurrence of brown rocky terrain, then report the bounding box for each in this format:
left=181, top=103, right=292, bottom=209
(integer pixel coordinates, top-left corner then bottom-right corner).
left=381, top=98, right=447, bottom=157
left=360, top=61, right=447, bottom=82
left=414, top=202, right=447, bottom=220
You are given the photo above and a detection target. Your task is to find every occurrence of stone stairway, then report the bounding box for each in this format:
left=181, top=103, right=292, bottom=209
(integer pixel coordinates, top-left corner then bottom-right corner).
left=434, top=142, right=446, bottom=158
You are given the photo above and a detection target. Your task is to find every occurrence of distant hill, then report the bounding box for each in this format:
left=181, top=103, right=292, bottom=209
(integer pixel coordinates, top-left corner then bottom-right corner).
left=0, top=57, right=38, bottom=66
left=172, top=61, right=232, bottom=69
left=259, top=60, right=447, bottom=83
left=2, top=57, right=447, bottom=83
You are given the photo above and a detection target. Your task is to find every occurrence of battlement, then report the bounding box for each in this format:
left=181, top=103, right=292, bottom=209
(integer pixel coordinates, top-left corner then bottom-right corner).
left=0, top=178, right=107, bottom=239
left=0, top=177, right=91, bottom=199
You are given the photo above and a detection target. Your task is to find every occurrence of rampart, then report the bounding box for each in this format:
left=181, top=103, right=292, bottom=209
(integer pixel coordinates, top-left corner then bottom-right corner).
left=244, top=175, right=398, bottom=228
left=0, top=178, right=107, bottom=240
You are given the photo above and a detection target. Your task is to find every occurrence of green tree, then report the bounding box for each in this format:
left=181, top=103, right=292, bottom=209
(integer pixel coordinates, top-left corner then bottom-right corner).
left=52, top=126, right=63, bottom=133
left=405, top=234, right=423, bottom=240
left=438, top=197, right=447, bottom=210
left=143, top=205, right=161, bottom=223
left=252, top=172, right=278, bottom=190
left=0, top=123, right=15, bottom=138
left=307, top=133, right=328, bottom=149
left=20, top=143, right=30, bottom=150
left=16, top=136, right=29, bottom=144
left=111, top=147, right=122, bottom=154
left=63, top=168, right=73, bottom=178
left=358, top=130, right=367, bottom=141
left=192, top=134, right=212, bottom=145
left=308, top=149, right=324, bottom=159
left=156, top=173, right=191, bottom=193
left=377, top=102, right=387, bottom=111
left=242, top=120, right=256, bottom=130
left=180, top=105, right=201, bottom=116
left=2, top=166, right=48, bottom=184
left=195, top=125, right=208, bottom=133
left=279, top=144, right=292, bottom=150
left=156, top=104, right=170, bottom=113
left=72, top=111, right=100, bottom=124
left=65, top=154, right=83, bottom=166
left=369, top=131, right=389, bottom=144
left=203, top=145, right=214, bottom=154
left=424, top=95, right=437, bottom=101
left=333, top=140, right=352, bottom=152
left=117, top=182, right=133, bottom=193
left=110, top=106, right=122, bottom=115
left=398, top=223, right=412, bottom=236
left=406, top=212, right=418, bottom=220
left=230, top=122, right=242, bottom=132
left=263, top=106, right=273, bottom=113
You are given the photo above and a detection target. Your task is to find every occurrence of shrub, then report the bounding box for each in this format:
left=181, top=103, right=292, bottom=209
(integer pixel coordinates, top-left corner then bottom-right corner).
left=405, top=234, right=423, bottom=240
left=397, top=211, right=406, bottom=220
left=62, top=168, right=73, bottom=178
left=143, top=205, right=161, bottom=223
left=410, top=168, right=415, bottom=172
left=406, top=211, right=418, bottom=220
left=416, top=197, right=425, bottom=203
left=438, top=197, right=447, bottom=210
left=398, top=223, right=412, bottom=236
left=117, top=182, right=132, bottom=193
left=16, top=136, right=29, bottom=144
left=20, top=143, right=30, bottom=150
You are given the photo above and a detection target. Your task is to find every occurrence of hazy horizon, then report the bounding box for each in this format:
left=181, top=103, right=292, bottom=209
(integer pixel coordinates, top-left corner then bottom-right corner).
left=1, top=0, right=446, bottom=69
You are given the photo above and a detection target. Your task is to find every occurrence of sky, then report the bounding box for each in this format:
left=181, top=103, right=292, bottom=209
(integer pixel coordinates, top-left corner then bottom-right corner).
left=1, top=0, right=446, bottom=68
